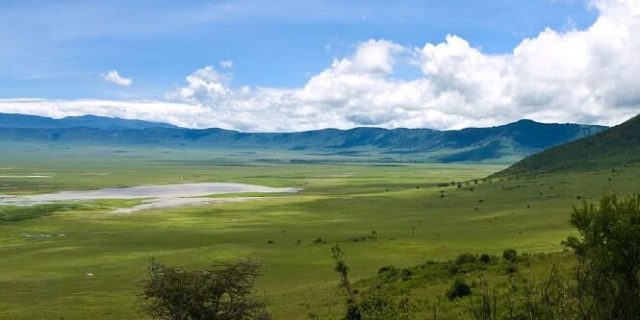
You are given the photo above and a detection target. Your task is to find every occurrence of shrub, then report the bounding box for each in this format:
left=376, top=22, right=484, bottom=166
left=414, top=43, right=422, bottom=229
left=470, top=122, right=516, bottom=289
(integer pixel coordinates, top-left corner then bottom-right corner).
left=358, top=291, right=414, bottom=320
left=446, top=279, right=471, bottom=300
left=140, top=259, right=268, bottom=320
left=377, top=265, right=397, bottom=275
left=502, top=249, right=518, bottom=263
left=455, top=253, right=477, bottom=265
left=400, top=268, right=412, bottom=281
left=565, top=194, right=640, bottom=320
left=479, top=254, right=491, bottom=264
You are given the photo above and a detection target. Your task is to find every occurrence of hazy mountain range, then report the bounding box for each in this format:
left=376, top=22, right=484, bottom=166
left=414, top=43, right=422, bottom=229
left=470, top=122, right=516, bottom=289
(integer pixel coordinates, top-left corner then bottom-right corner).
left=0, top=113, right=607, bottom=163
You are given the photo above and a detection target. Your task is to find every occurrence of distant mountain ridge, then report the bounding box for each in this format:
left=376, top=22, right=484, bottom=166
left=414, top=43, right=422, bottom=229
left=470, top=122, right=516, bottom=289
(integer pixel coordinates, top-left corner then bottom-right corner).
left=494, top=114, right=640, bottom=175
left=0, top=113, right=607, bottom=163
left=0, top=113, right=177, bottom=130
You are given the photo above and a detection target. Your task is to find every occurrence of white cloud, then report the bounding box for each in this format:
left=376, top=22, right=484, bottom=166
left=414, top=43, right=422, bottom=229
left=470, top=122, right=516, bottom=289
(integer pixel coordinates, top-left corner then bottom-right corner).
left=2, top=0, right=640, bottom=132
left=0, top=98, right=208, bottom=128
left=101, top=70, right=132, bottom=86
left=220, top=60, right=233, bottom=69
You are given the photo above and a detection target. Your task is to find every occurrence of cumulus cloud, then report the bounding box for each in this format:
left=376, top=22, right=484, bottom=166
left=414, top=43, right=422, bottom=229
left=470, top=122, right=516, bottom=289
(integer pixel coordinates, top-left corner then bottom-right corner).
left=0, top=98, right=209, bottom=128
left=2, top=0, right=640, bottom=131
left=101, top=70, right=132, bottom=86
left=220, top=60, right=233, bottom=69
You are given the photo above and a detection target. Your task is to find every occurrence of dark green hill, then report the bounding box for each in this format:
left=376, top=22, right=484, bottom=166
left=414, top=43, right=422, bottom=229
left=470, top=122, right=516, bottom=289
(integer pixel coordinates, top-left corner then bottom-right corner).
left=0, top=113, right=607, bottom=163
left=494, top=114, right=640, bottom=176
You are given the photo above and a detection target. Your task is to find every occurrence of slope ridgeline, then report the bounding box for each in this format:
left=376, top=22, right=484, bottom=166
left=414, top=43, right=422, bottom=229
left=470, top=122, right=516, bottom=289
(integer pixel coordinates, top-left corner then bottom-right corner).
left=494, top=114, right=640, bottom=176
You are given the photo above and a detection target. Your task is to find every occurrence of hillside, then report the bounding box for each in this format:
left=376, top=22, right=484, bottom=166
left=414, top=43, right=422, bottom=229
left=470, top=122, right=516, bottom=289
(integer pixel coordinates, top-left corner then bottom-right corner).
left=494, top=114, right=640, bottom=176
left=0, top=113, right=606, bottom=163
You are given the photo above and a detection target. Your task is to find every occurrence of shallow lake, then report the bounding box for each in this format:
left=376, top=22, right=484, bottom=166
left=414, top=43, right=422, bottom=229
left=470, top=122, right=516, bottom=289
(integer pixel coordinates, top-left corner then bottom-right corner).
left=0, top=183, right=298, bottom=212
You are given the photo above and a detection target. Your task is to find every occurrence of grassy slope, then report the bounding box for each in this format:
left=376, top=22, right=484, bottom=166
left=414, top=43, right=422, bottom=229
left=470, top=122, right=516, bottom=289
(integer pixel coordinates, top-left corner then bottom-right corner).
left=0, top=146, right=639, bottom=319
left=348, top=250, right=577, bottom=319
left=495, top=114, right=640, bottom=176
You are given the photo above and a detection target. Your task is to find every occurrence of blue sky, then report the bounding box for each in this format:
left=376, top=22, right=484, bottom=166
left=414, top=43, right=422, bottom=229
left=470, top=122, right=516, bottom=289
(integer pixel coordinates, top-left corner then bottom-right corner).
left=1, top=0, right=638, bottom=132
left=0, top=0, right=597, bottom=99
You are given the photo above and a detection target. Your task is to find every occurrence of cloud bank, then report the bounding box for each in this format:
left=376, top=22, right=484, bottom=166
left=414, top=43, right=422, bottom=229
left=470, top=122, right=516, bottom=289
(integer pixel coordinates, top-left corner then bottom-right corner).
left=2, top=0, right=640, bottom=131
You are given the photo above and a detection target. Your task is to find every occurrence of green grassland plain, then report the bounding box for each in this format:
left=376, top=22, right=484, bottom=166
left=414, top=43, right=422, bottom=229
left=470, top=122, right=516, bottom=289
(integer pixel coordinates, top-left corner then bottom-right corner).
left=0, top=144, right=638, bottom=319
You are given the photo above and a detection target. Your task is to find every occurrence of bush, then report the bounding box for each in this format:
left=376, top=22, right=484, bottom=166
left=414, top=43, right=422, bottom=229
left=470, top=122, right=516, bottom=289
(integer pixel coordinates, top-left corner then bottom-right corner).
left=469, top=268, right=575, bottom=320
left=565, top=194, right=640, bottom=320
left=502, top=249, right=518, bottom=263
left=140, top=259, right=268, bottom=320
left=455, top=253, right=478, bottom=265
left=400, top=268, right=412, bottom=281
left=377, top=265, right=397, bottom=275
left=358, top=291, right=414, bottom=320
left=446, top=279, right=471, bottom=300
left=479, top=254, right=491, bottom=264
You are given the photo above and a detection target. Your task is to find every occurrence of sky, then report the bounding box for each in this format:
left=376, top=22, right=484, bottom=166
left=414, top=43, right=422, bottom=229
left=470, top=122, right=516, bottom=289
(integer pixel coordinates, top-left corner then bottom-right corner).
left=0, top=0, right=639, bottom=131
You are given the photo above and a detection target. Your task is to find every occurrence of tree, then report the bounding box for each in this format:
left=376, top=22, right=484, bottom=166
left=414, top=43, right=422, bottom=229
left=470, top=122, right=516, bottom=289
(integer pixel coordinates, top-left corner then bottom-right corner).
left=331, top=244, right=414, bottom=320
left=331, top=244, right=361, bottom=320
left=565, top=194, right=640, bottom=320
left=140, top=259, right=269, bottom=320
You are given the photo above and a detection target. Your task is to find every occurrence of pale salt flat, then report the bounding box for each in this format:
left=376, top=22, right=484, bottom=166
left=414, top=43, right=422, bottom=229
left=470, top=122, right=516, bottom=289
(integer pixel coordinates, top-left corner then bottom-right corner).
left=0, top=182, right=299, bottom=213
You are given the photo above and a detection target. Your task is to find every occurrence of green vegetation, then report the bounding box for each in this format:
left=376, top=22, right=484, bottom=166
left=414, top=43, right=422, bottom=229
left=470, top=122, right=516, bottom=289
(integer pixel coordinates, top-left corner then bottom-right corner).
left=496, top=114, right=640, bottom=176
left=565, top=194, right=640, bottom=319
left=332, top=194, right=640, bottom=319
left=141, top=259, right=269, bottom=320
left=446, top=278, right=471, bottom=301
left=501, top=249, right=517, bottom=263
left=0, top=203, right=81, bottom=222
left=1, top=145, right=639, bottom=319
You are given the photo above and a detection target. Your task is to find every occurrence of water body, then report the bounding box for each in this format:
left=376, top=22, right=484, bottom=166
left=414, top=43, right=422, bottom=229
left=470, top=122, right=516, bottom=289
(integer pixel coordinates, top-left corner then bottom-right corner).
left=0, top=183, right=298, bottom=213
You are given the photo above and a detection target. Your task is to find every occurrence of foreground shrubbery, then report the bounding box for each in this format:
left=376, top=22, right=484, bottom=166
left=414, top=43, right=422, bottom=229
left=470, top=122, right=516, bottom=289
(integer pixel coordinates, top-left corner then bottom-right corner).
left=565, top=194, right=640, bottom=320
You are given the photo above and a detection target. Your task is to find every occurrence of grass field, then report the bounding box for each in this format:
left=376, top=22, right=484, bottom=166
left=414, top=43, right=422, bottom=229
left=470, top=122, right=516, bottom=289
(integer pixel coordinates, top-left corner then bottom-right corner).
left=1, top=145, right=638, bottom=319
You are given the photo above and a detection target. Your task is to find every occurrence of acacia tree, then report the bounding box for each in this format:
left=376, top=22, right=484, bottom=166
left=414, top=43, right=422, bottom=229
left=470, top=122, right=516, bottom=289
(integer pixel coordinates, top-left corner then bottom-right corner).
left=331, top=244, right=414, bottom=320
left=332, top=244, right=361, bottom=320
left=565, top=194, right=640, bottom=320
left=140, top=259, right=269, bottom=320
